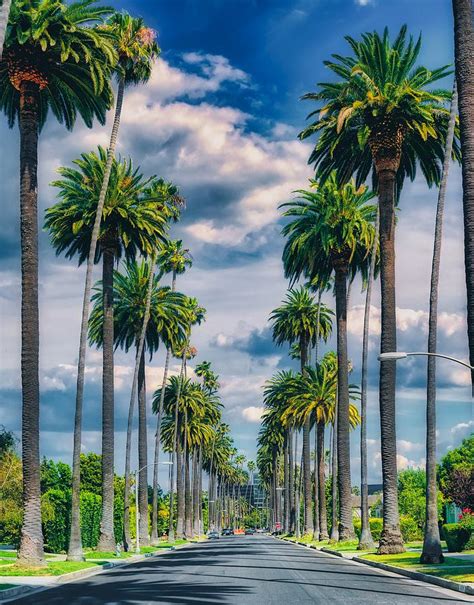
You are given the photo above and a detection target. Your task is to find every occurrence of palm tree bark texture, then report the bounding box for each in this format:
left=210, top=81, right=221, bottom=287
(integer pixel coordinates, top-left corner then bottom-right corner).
left=17, top=80, right=45, bottom=566
left=452, top=0, right=474, bottom=390
left=138, top=348, right=149, bottom=546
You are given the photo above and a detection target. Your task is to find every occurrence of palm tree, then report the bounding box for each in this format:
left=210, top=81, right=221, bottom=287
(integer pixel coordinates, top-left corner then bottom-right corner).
left=421, top=86, right=458, bottom=564
left=281, top=175, right=376, bottom=540
left=359, top=213, right=379, bottom=550
left=0, top=0, right=11, bottom=57
left=151, top=240, right=192, bottom=543
left=452, top=0, right=474, bottom=388
left=270, top=287, right=333, bottom=535
left=45, top=149, right=167, bottom=552
left=89, top=260, right=190, bottom=549
left=65, top=12, right=158, bottom=560
left=300, top=26, right=459, bottom=553
left=0, top=0, right=116, bottom=566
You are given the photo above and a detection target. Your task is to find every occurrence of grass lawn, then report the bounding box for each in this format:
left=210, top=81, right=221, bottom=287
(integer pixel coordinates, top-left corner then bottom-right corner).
left=362, top=552, right=474, bottom=584
left=0, top=552, right=17, bottom=559
left=0, top=561, right=105, bottom=577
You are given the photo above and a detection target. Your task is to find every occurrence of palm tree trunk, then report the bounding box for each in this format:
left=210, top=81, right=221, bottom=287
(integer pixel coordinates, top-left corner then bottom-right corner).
left=176, top=438, right=185, bottom=539
left=317, top=420, right=329, bottom=540
left=300, top=339, right=313, bottom=535
left=98, top=247, right=116, bottom=552
left=192, top=451, right=200, bottom=536
left=284, top=432, right=290, bottom=533
left=452, top=0, right=474, bottom=391
left=124, top=258, right=156, bottom=551
left=151, top=270, right=177, bottom=543
left=312, top=419, right=320, bottom=541
left=184, top=449, right=193, bottom=539
left=17, top=81, right=45, bottom=567
left=330, top=421, right=339, bottom=542
left=359, top=213, right=378, bottom=551
left=376, top=165, right=404, bottom=554
left=138, top=348, right=149, bottom=547
left=168, top=355, right=185, bottom=541
left=68, top=78, right=125, bottom=561
left=421, top=85, right=457, bottom=564
left=334, top=264, right=354, bottom=541
left=0, top=0, right=11, bottom=57
left=288, top=428, right=295, bottom=534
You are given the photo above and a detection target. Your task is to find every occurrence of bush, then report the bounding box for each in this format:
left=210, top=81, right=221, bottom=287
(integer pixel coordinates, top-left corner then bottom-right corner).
left=442, top=523, right=471, bottom=552
left=400, top=515, right=422, bottom=542
left=80, top=491, right=102, bottom=548
left=353, top=518, right=383, bottom=541
left=458, top=510, right=474, bottom=550
left=42, top=488, right=71, bottom=553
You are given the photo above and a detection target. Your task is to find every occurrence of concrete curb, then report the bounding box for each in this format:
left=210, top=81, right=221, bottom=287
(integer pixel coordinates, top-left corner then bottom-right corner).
left=0, top=542, right=198, bottom=603
left=352, top=556, right=474, bottom=597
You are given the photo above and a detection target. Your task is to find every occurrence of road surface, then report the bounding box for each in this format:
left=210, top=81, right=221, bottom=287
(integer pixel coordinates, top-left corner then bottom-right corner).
left=8, top=535, right=473, bottom=604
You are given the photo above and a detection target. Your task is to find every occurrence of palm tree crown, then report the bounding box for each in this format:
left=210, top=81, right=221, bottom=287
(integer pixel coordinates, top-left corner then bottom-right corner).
left=45, top=147, right=168, bottom=263
left=0, top=0, right=116, bottom=129
left=300, top=25, right=460, bottom=190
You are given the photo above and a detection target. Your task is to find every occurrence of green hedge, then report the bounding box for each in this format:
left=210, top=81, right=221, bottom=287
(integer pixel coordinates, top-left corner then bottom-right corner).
left=442, top=523, right=471, bottom=552
left=400, top=515, right=422, bottom=542
left=353, top=518, right=383, bottom=541
left=80, top=491, right=102, bottom=548
left=42, top=489, right=71, bottom=553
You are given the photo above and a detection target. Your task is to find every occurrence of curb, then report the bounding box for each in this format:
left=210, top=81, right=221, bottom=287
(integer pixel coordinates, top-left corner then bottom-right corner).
left=352, top=556, right=474, bottom=597
left=0, top=542, right=198, bottom=603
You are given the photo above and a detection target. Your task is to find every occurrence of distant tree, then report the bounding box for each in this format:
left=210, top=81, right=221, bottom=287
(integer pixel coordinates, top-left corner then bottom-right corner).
left=79, top=453, right=102, bottom=496
left=438, top=435, right=474, bottom=493
left=0, top=426, right=16, bottom=456
left=443, top=468, right=474, bottom=510
left=40, top=459, right=72, bottom=494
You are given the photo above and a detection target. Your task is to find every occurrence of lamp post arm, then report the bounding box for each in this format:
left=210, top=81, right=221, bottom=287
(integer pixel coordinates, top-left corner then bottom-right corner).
left=407, top=352, right=474, bottom=371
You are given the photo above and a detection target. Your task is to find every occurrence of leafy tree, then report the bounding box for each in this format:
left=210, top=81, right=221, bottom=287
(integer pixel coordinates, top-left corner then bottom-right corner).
left=300, top=25, right=459, bottom=554
left=439, top=435, right=474, bottom=508
left=0, top=426, right=16, bottom=456
left=398, top=469, right=443, bottom=532
left=443, top=469, right=474, bottom=510
left=40, top=459, right=72, bottom=494
left=0, top=0, right=116, bottom=566
left=80, top=453, right=103, bottom=496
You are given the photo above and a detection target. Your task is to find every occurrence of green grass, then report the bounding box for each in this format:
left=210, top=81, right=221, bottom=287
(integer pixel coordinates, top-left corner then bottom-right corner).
left=0, top=551, right=17, bottom=559
left=84, top=551, right=134, bottom=560
left=0, top=561, right=104, bottom=577
left=362, top=552, right=474, bottom=584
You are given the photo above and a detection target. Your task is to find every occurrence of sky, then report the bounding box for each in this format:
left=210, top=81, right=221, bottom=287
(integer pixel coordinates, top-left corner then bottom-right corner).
left=0, top=0, right=472, bottom=489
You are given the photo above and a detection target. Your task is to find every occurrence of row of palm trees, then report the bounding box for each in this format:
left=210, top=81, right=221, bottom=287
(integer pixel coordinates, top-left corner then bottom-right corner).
left=257, top=19, right=471, bottom=565
left=0, top=0, right=247, bottom=567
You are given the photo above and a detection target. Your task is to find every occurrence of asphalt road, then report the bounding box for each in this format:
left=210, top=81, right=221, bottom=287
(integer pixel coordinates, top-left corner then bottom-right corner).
left=8, top=535, right=474, bottom=605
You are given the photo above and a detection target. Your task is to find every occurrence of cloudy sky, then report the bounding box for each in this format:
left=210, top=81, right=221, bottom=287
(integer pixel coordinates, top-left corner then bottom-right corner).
left=1, top=0, right=472, bottom=488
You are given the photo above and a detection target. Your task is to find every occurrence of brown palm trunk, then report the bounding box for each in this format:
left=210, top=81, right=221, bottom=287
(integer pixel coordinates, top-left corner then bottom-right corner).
left=176, top=436, right=185, bottom=539
left=300, top=338, right=313, bottom=535
left=452, top=0, right=474, bottom=391
left=284, top=432, right=290, bottom=533
left=138, top=348, right=149, bottom=546
left=17, top=81, right=45, bottom=566
left=317, top=420, right=329, bottom=540
left=68, top=79, right=125, bottom=561
left=98, top=247, right=116, bottom=551
left=359, top=213, right=378, bottom=551
left=192, top=451, right=200, bottom=535
left=377, top=167, right=404, bottom=554
left=334, top=264, right=354, bottom=540
left=288, top=428, right=295, bottom=534
left=330, top=421, right=339, bottom=542
left=312, top=419, right=320, bottom=541
left=421, top=86, right=457, bottom=564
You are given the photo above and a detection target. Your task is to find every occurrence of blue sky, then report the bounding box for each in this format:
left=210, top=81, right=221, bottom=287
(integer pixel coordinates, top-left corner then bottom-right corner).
left=0, top=0, right=472, bottom=487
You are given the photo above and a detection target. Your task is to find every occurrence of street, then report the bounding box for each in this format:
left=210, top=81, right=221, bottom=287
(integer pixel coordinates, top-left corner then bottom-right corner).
left=7, top=536, right=473, bottom=604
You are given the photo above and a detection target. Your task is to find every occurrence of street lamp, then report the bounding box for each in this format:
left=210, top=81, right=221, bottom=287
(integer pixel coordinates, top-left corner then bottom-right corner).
left=378, top=351, right=474, bottom=371
left=134, top=461, right=172, bottom=554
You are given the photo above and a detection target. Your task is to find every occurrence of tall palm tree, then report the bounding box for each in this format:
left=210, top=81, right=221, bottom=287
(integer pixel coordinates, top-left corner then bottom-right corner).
left=281, top=175, right=376, bottom=540
left=270, top=288, right=333, bottom=535
left=452, top=0, right=474, bottom=388
left=422, top=86, right=458, bottom=565
left=88, top=260, right=190, bottom=549
left=65, top=12, right=158, bottom=560
left=151, top=240, right=192, bottom=543
left=45, top=149, right=167, bottom=552
left=300, top=26, right=460, bottom=553
left=0, top=0, right=116, bottom=566
left=359, top=212, right=379, bottom=550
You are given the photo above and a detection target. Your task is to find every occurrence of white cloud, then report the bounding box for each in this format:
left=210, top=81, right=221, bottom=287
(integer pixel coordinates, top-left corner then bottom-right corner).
left=242, top=406, right=265, bottom=423
left=355, top=0, right=374, bottom=5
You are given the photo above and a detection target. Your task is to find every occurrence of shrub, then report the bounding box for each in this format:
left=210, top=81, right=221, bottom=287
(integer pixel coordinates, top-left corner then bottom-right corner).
left=458, top=510, right=474, bottom=549
left=353, top=518, right=383, bottom=541
left=80, top=491, right=102, bottom=548
left=442, top=523, right=471, bottom=552
left=41, top=488, right=71, bottom=553
left=400, top=515, right=422, bottom=542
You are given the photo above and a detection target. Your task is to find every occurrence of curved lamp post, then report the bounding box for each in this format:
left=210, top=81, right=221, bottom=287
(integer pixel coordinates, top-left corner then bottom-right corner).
left=378, top=351, right=474, bottom=371
left=134, top=461, right=172, bottom=554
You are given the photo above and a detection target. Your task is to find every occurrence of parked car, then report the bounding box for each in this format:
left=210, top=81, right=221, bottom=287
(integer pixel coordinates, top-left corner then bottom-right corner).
left=208, top=531, right=220, bottom=540
left=245, top=528, right=255, bottom=535
left=255, top=528, right=264, bottom=534
left=221, top=528, right=233, bottom=536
